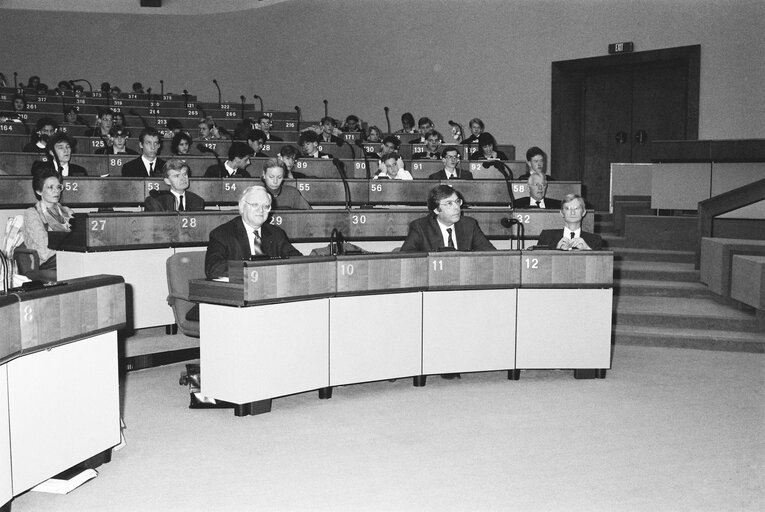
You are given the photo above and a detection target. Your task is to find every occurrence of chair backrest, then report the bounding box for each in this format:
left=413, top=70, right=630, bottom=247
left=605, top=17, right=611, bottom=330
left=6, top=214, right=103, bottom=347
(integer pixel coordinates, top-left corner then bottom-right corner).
left=166, top=251, right=207, bottom=300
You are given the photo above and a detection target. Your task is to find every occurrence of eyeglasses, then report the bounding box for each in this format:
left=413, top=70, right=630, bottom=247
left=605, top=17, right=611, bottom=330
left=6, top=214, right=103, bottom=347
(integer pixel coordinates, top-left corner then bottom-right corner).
left=563, top=205, right=582, bottom=212
left=45, top=184, right=64, bottom=191
left=244, top=201, right=271, bottom=212
left=439, top=198, right=463, bottom=209
left=445, top=155, right=460, bottom=160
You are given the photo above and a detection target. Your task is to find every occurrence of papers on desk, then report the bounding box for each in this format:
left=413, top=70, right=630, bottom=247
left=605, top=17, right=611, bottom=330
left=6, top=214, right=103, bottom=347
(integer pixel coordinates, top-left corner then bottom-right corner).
left=213, top=277, right=230, bottom=282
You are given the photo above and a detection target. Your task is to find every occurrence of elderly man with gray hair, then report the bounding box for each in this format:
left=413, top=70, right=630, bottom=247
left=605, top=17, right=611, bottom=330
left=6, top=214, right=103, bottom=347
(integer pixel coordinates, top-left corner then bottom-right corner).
left=514, top=172, right=561, bottom=209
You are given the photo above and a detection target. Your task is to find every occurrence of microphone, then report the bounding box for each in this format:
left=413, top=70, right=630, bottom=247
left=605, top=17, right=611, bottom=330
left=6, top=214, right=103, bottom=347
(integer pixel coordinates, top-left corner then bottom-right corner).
left=448, top=120, right=464, bottom=142
left=383, top=106, right=391, bottom=134
left=129, top=108, right=152, bottom=130
left=197, top=143, right=224, bottom=175
left=240, top=95, right=246, bottom=120
left=212, top=79, right=221, bottom=105
left=294, top=105, right=301, bottom=132
left=500, top=217, right=519, bottom=228
left=253, top=94, right=263, bottom=112
left=500, top=217, right=525, bottom=250
left=329, top=228, right=346, bottom=256
left=482, top=160, right=515, bottom=209
left=182, top=89, right=189, bottom=106
left=160, top=79, right=164, bottom=96
left=70, top=79, right=93, bottom=92
left=332, top=157, right=351, bottom=209
left=13, top=72, right=17, bottom=89
left=355, top=139, right=371, bottom=180
left=323, top=99, right=328, bottom=118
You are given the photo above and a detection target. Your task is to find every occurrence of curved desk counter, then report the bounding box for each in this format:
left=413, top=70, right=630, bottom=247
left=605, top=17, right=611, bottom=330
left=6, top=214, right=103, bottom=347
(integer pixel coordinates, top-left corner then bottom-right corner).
left=188, top=251, right=613, bottom=417
left=0, top=275, right=126, bottom=510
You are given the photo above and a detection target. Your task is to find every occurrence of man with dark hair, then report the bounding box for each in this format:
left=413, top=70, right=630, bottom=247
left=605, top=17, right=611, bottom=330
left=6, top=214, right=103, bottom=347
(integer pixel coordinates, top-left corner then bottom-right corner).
left=514, top=173, right=561, bottom=209
left=85, top=109, right=114, bottom=138
left=257, top=115, right=283, bottom=141
left=518, top=146, right=551, bottom=180
left=144, top=159, right=205, bottom=212
left=318, top=116, right=344, bottom=144
left=401, top=184, right=494, bottom=253
left=132, top=82, right=145, bottom=94
left=278, top=145, right=305, bottom=179
left=31, top=132, right=88, bottom=177
left=537, top=194, right=603, bottom=250
left=396, top=112, right=416, bottom=134
left=298, top=130, right=332, bottom=159
left=409, top=117, right=434, bottom=143
left=95, top=127, right=138, bottom=155
left=247, top=129, right=270, bottom=157
left=205, top=185, right=301, bottom=279
left=412, top=130, right=444, bottom=160
left=121, top=128, right=165, bottom=177
left=428, top=146, right=473, bottom=180
left=23, top=117, right=58, bottom=154
left=203, top=141, right=253, bottom=178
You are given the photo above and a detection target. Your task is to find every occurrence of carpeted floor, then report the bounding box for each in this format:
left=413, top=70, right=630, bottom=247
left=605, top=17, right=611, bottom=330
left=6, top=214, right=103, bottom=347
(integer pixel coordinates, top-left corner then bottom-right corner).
left=11, top=344, right=764, bottom=512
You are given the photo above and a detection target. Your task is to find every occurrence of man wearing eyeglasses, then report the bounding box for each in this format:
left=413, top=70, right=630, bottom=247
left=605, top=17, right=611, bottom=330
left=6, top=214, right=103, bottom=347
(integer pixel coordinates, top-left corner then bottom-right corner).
left=427, top=147, right=473, bottom=180
left=400, top=184, right=495, bottom=253
left=537, top=194, right=603, bottom=250
left=205, top=185, right=302, bottom=279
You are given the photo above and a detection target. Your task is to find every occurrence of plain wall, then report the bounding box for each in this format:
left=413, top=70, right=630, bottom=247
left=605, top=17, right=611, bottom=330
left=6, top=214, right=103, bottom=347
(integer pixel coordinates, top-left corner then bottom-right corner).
left=1, top=0, right=763, bottom=159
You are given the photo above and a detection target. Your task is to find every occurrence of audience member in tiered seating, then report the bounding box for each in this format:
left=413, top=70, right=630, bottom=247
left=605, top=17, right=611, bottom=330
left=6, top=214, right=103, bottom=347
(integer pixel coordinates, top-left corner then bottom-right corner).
left=31, top=132, right=88, bottom=177
left=27, top=76, right=41, bottom=90
left=95, top=127, right=138, bottom=155
left=203, top=141, right=253, bottom=178
left=257, top=115, right=282, bottom=141
left=468, top=133, right=508, bottom=161
left=198, top=119, right=224, bottom=141
left=0, top=95, right=26, bottom=123
left=260, top=159, right=311, bottom=210
left=121, top=128, right=165, bottom=177
left=396, top=112, right=416, bottom=134
left=205, top=185, right=301, bottom=279
left=113, top=112, right=126, bottom=128
left=460, top=118, right=485, bottom=145
left=167, top=119, right=184, bottom=137
left=401, top=184, right=494, bottom=252
left=537, top=194, right=602, bottom=250
left=85, top=109, right=114, bottom=138
left=376, top=136, right=405, bottom=169
left=278, top=145, right=305, bottom=179
left=427, top=146, right=473, bottom=180
left=144, top=159, right=205, bottom=212
left=22, top=168, right=73, bottom=280
left=412, top=130, right=444, bottom=160
left=110, top=86, right=122, bottom=98
left=409, top=117, right=434, bottom=143
left=0, top=73, right=7, bottom=87
left=365, top=126, right=382, bottom=142
left=132, top=82, right=145, bottom=94
left=318, top=117, right=344, bottom=144
left=514, top=173, right=561, bottom=209
left=37, top=83, right=49, bottom=94
left=171, top=132, right=193, bottom=156
left=341, top=115, right=361, bottom=133
left=23, top=117, right=58, bottom=154
left=247, top=129, right=270, bottom=157
left=63, top=106, right=79, bottom=125
left=518, top=146, right=553, bottom=180
left=374, top=153, right=412, bottom=180
left=56, top=80, right=72, bottom=93
left=73, top=85, right=85, bottom=98
left=299, top=130, right=333, bottom=159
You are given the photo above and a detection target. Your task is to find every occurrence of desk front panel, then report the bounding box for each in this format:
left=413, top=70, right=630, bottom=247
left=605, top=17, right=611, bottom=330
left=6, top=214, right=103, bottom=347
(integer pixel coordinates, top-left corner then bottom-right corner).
left=329, top=293, right=423, bottom=386
left=520, top=251, right=613, bottom=286
left=427, top=251, right=520, bottom=290
left=0, top=365, right=11, bottom=507
left=200, top=300, right=329, bottom=404
left=335, top=253, right=428, bottom=294
left=7, top=331, right=120, bottom=493
left=516, top=288, right=612, bottom=369
left=346, top=209, right=424, bottom=240
left=422, top=289, right=516, bottom=375
left=0, top=296, right=21, bottom=362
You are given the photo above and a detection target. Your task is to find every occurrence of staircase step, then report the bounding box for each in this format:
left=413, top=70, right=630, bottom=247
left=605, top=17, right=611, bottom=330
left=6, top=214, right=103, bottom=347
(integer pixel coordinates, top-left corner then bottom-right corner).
left=614, top=296, right=762, bottom=332
left=612, top=247, right=696, bottom=263
left=595, top=220, right=616, bottom=234
left=615, top=278, right=716, bottom=298
left=613, top=325, right=765, bottom=353
left=614, top=261, right=700, bottom=282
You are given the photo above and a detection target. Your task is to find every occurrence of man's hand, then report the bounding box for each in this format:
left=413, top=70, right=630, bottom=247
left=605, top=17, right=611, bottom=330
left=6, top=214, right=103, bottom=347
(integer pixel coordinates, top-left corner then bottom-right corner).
left=556, top=236, right=592, bottom=251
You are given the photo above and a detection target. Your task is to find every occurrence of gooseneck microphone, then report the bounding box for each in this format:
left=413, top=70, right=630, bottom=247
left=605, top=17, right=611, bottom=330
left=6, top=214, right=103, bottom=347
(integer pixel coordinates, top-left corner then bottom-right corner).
left=13, top=72, right=17, bottom=89
left=294, top=105, right=301, bottom=132
left=355, top=139, right=371, bottom=180
left=197, top=143, right=224, bottom=175
left=332, top=157, right=351, bottom=209
left=448, top=120, right=464, bottom=143
left=482, top=160, right=515, bottom=209
left=323, top=99, right=328, bottom=118
left=240, top=95, right=246, bottom=120
left=212, top=79, right=221, bottom=105
left=160, top=80, right=164, bottom=96
left=129, top=109, right=152, bottom=130
left=182, top=89, right=189, bottom=106
left=500, top=216, right=525, bottom=250
left=384, top=106, right=391, bottom=134
left=253, top=94, right=263, bottom=112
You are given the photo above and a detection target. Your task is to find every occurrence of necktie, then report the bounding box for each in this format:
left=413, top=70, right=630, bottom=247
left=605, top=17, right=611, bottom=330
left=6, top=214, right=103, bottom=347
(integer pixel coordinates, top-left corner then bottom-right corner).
left=447, top=228, right=455, bottom=249
left=252, top=230, right=263, bottom=255
left=570, top=232, right=575, bottom=239
left=148, top=162, right=153, bottom=176
left=178, top=195, right=185, bottom=212
left=533, top=200, right=540, bottom=208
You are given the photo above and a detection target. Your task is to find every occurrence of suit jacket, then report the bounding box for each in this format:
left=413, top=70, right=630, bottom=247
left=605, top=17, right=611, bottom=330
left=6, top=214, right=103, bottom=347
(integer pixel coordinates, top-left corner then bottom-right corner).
left=400, top=215, right=495, bottom=253
left=517, top=171, right=555, bottom=181
left=95, top=147, right=138, bottom=155
left=265, top=133, right=283, bottom=141
left=513, top=197, right=562, bottom=209
left=205, top=217, right=302, bottom=278
left=30, top=159, right=88, bottom=177
left=203, top=163, right=252, bottom=178
left=537, top=229, right=604, bottom=251
left=122, top=157, right=165, bottom=177
left=427, top=169, right=474, bottom=180
left=412, top=151, right=442, bottom=160
left=318, top=134, right=344, bottom=145
left=144, top=191, right=205, bottom=212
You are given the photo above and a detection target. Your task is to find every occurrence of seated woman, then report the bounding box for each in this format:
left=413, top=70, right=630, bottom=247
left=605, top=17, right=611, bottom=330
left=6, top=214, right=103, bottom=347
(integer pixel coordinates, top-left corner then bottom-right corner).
left=365, top=125, right=382, bottom=143
left=171, top=132, right=193, bottom=156
left=22, top=168, right=73, bottom=281
left=468, top=132, right=508, bottom=161
left=260, top=158, right=311, bottom=210
left=30, top=132, right=88, bottom=177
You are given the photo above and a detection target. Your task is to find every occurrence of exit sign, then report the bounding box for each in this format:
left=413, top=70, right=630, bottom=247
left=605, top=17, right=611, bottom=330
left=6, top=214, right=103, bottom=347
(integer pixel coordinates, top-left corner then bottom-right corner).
left=608, top=42, right=634, bottom=54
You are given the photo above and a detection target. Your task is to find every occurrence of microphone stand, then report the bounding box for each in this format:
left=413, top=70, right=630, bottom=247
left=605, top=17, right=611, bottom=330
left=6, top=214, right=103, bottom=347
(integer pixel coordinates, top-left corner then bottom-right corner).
left=500, top=217, right=525, bottom=251
left=71, top=79, right=93, bottom=92
left=160, top=80, right=164, bottom=96
left=240, top=95, right=246, bottom=120
left=332, top=157, right=351, bottom=209
left=294, top=106, right=301, bottom=132
left=212, top=79, right=221, bottom=106
left=129, top=109, right=152, bottom=131
left=384, top=106, right=391, bottom=134
left=323, top=99, right=328, bottom=118
left=13, top=72, right=17, bottom=89
left=197, top=143, right=224, bottom=176
left=253, top=94, right=263, bottom=112
left=182, top=89, right=189, bottom=107
left=482, top=160, right=516, bottom=209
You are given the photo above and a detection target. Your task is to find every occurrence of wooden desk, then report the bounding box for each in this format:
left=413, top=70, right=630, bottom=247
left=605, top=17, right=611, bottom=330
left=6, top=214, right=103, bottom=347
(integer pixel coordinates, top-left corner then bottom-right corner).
left=0, top=275, right=125, bottom=509
left=189, top=251, right=613, bottom=416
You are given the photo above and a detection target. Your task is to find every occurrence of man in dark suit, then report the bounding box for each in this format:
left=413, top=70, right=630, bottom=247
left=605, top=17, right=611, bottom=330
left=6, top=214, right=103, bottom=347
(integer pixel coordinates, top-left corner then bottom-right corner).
left=517, top=146, right=555, bottom=181
left=427, top=146, right=473, bottom=180
left=514, top=172, right=562, bottom=209
left=30, top=132, right=88, bottom=177
left=95, top=126, right=139, bottom=156
left=412, top=130, right=443, bottom=160
left=247, top=129, right=271, bottom=158
left=298, top=130, right=333, bottom=159
left=318, top=116, right=344, bottom=144
left=401, top=184, right=495, bottom=253
left=408, top=117, right=434, bottom=144
left=205, top=185, right=302, bottom=278
left=258, top=115, right=283, bottom=141
left=144, top=159, right=205, bottom=212
left=121, top=128, right=165, bottom=177
left=537, top=194, right=603, bottom=250
left=203, top=142, right=253, bottom=178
